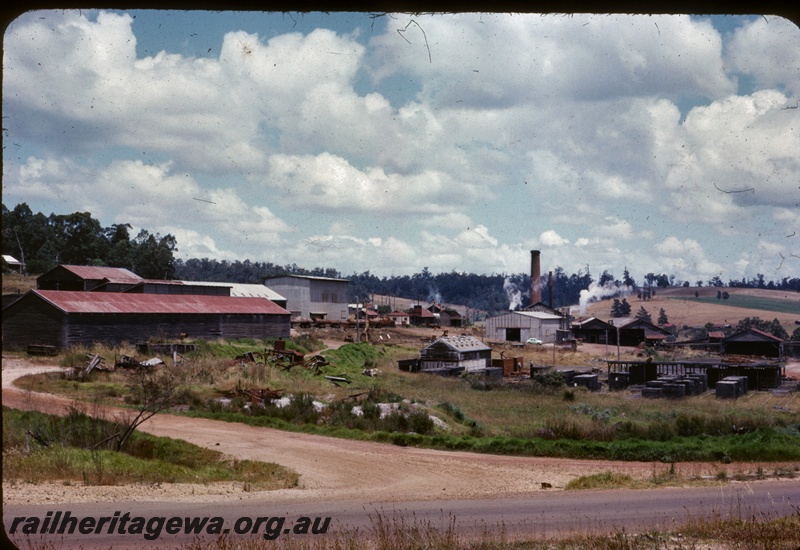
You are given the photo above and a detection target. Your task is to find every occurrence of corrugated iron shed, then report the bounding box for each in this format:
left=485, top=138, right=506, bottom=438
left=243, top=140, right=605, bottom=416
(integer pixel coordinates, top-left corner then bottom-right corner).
left=181, top=281, right=286, bottom=302
left=513, top=310, right=562, bottom=320
left=2, top=290, right=291, bottom=350
left=51, top=265, right=142, bottom=283
left=33, top=290, right=289, bottom=315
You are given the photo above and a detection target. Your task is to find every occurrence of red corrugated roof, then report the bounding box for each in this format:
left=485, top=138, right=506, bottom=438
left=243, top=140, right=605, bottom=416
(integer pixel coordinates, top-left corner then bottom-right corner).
left=746, top=328, right=783, bottom=342
left=57, top=265, right=143, bottom=282
left=34, top=290, right=289, bottom=315
left=413, top=308, right=436, bottom=318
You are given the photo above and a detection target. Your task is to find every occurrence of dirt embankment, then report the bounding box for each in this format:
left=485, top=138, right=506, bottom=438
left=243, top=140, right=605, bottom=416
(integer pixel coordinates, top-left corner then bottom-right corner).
left=4, top=357, right=795, bottom=507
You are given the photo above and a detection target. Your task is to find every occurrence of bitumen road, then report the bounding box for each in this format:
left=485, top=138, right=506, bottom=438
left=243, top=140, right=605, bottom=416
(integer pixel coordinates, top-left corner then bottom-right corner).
left=4, top=480, right=798, bottom=548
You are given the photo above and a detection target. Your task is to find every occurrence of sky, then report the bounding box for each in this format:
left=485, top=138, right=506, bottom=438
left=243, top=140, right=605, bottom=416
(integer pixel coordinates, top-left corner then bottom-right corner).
left=3, top=10, right=799, bottom=283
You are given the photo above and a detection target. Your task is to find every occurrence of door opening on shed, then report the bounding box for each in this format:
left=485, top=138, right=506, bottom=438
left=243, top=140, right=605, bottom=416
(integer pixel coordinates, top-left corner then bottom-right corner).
left=505, top=328, right=521, bottom=342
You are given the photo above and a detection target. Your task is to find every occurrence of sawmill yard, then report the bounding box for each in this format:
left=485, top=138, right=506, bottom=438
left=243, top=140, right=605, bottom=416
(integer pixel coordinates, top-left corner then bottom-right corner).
left=3, top=278, right=800, bottom=471
left=5, top=319, right=800, bottom=467
left=3, top=277, right=800, bottom=548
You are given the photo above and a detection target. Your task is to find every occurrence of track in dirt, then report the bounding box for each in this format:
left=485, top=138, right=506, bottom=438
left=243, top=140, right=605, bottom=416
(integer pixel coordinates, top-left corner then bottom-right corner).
left=3, top=358, right=799, bottom=548
left=2, top=359, right=678, bottom=505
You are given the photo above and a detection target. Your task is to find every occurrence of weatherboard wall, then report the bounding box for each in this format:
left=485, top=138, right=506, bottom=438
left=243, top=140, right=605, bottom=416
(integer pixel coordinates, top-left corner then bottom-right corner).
left=419, top=339, right=492, bottom=373
left=2, top=292, right=290, bottom=350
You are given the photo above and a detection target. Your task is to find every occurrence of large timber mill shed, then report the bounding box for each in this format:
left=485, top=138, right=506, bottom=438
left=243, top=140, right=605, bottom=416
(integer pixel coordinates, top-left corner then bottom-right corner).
left=485, top=310, right=562, bottom=343
left=262, top=275, right=349, bottom=321
left=2, top=290, right=291, bottom=350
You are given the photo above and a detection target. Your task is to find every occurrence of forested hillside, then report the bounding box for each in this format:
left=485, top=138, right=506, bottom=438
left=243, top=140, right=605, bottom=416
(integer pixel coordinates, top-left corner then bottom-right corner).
left=2, top=203, right=177, bottom=279
left=3, top=203, right=798, bottom=316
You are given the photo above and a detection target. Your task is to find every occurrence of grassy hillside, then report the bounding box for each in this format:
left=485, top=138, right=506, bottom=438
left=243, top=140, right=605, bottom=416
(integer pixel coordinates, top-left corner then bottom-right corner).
left=584, top=287, right=799, bottom=332
left=1, top=272, right=36, bottom=295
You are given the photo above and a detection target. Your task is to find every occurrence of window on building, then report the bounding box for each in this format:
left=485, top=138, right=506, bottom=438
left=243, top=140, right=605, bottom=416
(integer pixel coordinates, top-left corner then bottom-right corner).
left=322, top=292, right=328, bottom=302
left=331, top=293, right=337, bottom=303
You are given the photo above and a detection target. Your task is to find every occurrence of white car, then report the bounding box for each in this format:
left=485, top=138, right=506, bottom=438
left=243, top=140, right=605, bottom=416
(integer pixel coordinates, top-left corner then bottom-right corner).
left=526, top=337, right=543, bottom=345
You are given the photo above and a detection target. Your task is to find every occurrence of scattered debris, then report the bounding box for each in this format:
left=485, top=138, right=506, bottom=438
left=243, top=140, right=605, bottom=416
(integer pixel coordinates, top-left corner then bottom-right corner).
left=325, top=375, right=351, bottom=386
left=85, top=353, right=108, bottom=374
left=224, top=387, right=284, bottom=403
left=115, top=355, right=163, bottom=369
left=303, top=354, right=330, bottom=371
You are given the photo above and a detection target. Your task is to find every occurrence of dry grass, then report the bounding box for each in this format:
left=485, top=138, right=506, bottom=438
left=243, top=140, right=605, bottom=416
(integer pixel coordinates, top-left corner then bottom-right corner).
left=1, top=272, right=36, bottom=295
left=23, top=509, right=798, bottom=550
left=583, top=287, right=798, bottom=334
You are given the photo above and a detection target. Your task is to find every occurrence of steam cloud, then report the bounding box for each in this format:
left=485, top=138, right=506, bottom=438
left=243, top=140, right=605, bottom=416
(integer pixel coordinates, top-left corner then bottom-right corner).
left=426, top=287, right=442, bottom=305
left=504, top=277, right=524, bottom=310
left=579, top=281, right=633, bottom=315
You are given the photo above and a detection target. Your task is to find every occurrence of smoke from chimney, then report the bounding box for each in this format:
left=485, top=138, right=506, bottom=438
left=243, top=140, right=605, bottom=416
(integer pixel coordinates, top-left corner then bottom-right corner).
left=530, top=250, right=541, bottom=305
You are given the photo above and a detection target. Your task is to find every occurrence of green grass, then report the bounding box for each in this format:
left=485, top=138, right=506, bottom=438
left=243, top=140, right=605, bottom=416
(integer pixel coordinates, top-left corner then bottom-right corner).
left=565, top=471, right=636, bottom=490
left=2, top=407, right=299, bottom=488
left=180, top=407, right=800, bottom=463
left=674, top=294, right=800, bottom=315
left=16, top=361, right=800, bottom=463
left=10, top=338, right=800, bottom=465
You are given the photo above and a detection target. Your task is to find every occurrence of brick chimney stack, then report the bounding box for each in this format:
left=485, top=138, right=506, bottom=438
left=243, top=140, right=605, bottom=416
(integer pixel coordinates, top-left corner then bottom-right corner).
left=530, top=250, right=542, bottom=306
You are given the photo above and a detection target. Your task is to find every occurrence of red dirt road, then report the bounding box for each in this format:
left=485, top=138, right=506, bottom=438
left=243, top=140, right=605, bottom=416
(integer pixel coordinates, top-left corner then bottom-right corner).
left=3, top=357, right=800, bottom=549
left=3, top=358, right=795, bottom=506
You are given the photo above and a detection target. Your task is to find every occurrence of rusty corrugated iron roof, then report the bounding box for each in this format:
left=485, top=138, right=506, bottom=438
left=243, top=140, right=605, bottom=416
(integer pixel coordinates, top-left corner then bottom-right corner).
left=56, top=265, right=143, bottom=282
left=33, top=290, right=289, bottom=315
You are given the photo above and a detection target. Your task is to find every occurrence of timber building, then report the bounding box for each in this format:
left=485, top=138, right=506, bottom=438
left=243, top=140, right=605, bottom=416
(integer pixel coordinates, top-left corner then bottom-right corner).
left=2, top=290, right=290, bottom=350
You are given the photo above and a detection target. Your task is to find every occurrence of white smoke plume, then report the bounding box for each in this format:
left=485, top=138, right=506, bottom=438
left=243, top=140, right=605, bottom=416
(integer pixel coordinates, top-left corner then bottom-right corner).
left=579, top=281, right=633, bottom=315
left=504, top=277, right=524, bottom=310
left=426, top=287, right=442, bottom=305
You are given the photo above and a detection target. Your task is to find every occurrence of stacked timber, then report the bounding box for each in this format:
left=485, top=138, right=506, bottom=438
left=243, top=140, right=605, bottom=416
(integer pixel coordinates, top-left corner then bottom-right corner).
left=715, top=380, right=740, bottom=399
left=573, top=373, right=600, bottom=391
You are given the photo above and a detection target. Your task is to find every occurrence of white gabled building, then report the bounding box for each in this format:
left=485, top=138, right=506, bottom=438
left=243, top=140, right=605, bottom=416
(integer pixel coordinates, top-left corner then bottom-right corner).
left=419, top=335, right=492, bottom=373
left=484, top=310, right=563, bottom=343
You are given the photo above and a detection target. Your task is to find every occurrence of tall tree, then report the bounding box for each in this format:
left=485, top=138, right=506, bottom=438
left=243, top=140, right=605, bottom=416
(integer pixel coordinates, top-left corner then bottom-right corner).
left=598, top=270, right=615, bottom=286
left=51, top=211, right=107, bottom=265
left=622, top=267, right=636, bottom=288
left=133, top=230, right=177, bottom=279
left=610, top=298, right=623, bottom=317
left=105, top=223, right=135, bottom=269
left=635, top=306, right=652, bottom=323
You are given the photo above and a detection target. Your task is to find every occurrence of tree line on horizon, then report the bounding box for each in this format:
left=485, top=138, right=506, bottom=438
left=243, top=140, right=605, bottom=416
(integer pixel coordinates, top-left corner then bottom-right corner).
left=2, top=203, right=798, bottom=315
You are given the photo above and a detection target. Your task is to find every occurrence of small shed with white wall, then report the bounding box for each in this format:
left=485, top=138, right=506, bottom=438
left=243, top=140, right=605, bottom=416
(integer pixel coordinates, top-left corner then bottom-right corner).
left=419, top=336, right=492, bottom=373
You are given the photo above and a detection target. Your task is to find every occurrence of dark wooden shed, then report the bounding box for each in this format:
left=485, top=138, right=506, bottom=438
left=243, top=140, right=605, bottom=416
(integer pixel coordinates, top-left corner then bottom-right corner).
left=37, top=265, right=143, bottom=291
left=722, top=329, right=784, bottom=358
left=609, top=318, right=672, bottom=347
left=2, top=290, right=290, bottom=350
left=572, top=317, right=615, bottom=344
